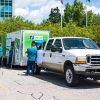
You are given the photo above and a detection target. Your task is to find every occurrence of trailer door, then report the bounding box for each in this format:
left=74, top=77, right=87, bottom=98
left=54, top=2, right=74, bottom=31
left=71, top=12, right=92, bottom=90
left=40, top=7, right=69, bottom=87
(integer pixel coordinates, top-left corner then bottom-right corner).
left=14, top=38, right=20, bottom=65
left=6, top=38, right=12, bottom=60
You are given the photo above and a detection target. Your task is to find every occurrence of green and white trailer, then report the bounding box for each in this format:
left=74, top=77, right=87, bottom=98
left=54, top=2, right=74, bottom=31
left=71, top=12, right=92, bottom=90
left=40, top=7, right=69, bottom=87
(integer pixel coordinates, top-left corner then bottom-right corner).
left=6, top=30, right=50, bottom=66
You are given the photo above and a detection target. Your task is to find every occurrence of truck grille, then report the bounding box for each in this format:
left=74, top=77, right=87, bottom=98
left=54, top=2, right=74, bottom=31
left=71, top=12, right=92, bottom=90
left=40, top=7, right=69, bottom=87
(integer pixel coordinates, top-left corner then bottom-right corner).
left=87, top=55, right=100, bottom=66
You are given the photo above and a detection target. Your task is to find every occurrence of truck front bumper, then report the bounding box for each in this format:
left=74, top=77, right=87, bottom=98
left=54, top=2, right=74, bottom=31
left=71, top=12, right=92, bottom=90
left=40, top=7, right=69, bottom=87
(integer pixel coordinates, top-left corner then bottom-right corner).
left=73, top=64, right=100, bottom=76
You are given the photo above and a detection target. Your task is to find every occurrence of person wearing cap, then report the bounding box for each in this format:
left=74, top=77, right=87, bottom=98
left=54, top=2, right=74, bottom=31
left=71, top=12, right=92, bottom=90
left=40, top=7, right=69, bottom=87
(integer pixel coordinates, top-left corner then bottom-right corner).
left=26, top=41, right=37, bottom=75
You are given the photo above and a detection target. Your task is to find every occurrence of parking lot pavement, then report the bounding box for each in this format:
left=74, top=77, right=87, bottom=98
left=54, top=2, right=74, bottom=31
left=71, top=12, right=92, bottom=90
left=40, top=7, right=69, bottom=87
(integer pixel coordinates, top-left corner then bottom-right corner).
left=0, top=67, right=100, bottom=100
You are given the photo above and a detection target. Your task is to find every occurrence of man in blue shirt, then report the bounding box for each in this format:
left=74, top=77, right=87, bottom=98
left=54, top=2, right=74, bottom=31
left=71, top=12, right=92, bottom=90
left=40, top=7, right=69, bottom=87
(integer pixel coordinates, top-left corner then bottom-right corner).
left=26, top=41, right=37, bottom=75
left=0, top=44, right=2, bottom=66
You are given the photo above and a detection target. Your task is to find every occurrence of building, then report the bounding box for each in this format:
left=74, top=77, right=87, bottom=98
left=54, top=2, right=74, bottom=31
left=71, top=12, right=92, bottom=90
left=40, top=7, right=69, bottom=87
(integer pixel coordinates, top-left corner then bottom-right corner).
left=0, top=0, right=14, bottom=20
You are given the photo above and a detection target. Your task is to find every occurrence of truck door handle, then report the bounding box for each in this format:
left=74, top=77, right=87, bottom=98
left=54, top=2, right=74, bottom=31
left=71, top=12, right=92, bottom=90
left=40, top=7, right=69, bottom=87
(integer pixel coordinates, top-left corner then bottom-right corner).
left=50, top=53, right=52, bottom=57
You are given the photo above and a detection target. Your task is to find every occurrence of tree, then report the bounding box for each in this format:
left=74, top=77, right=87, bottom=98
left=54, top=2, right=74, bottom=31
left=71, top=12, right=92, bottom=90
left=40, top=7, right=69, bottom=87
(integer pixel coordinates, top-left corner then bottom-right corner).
left=72, top=0, right=85, bottom=26
left=82, top=10, right=94, bottom=26
left=64, top=0, right=85, bottom=26
left=0, top=16, right=35, bottom=33
left=88, top=14, right=100, bottom=43
left=0, top=4, right=99, bottom=45
left=64, top=3, right=73, bottom=23
left=92, top=14, right=100, bottom=25
left=49, top=7, right=61, bottom=23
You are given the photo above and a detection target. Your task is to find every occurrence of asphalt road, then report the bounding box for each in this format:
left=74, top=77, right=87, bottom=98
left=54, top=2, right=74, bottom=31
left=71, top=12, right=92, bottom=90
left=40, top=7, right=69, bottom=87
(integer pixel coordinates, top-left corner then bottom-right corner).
left=0, top=67, right=100, bottom=100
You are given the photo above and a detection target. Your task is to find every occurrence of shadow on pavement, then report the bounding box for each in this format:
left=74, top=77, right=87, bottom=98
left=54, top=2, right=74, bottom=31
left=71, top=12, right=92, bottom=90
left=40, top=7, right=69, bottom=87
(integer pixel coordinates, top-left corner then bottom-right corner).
left=0, top=65, right=26, bottom=70
left=34, top=71, right=100, bottom=89
left=10, top=65, right=26, bottom=70
left=35, top=71, right=66, bottom=88
left=9, top=66, right=100, bottom=89
left=75, top=79, right=100, bottom=89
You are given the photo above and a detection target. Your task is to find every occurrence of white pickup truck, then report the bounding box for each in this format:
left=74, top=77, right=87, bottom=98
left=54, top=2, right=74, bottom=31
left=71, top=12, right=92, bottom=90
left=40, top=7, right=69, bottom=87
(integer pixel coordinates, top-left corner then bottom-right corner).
left=36, top=37, right=100, bottom=86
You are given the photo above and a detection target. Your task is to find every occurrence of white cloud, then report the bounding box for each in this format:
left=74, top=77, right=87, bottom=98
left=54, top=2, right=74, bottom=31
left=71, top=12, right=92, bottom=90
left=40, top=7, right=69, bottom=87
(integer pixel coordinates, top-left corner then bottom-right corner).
left=86, top=5, right=100, bottom=14
left=15, top=0, right=47, bottom=8
left=15, top=0, right=64, bottom=23
left=15, top=8, right=29, bottom=17
left=15, top=0, right=100, bottom=23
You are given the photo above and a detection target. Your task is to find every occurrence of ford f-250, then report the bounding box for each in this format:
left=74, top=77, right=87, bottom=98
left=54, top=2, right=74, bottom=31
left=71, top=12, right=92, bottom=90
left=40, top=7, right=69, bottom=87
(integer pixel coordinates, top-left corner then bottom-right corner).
left=36, top=37, right=100, bottom=87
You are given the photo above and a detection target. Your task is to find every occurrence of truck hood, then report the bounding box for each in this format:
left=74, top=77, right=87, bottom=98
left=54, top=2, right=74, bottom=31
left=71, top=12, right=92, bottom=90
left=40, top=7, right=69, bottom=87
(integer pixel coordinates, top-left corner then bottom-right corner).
left=67, top=49, right=100, bottom=56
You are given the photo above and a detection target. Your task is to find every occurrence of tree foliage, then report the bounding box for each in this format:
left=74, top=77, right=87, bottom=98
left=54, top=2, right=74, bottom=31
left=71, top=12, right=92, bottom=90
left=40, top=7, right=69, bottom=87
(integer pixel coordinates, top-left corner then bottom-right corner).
left=48, top=7, right=61, bottom=23
left=64, top=0, right=85, bottom=26
left=0, top=0, right=100, bottom=45
left=64, top=3, right=73, bottom=23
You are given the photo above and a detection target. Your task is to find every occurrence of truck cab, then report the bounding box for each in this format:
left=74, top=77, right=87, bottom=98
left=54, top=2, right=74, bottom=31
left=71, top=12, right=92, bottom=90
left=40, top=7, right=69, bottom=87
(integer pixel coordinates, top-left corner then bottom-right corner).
left=37, top=37, right=100, bottom=86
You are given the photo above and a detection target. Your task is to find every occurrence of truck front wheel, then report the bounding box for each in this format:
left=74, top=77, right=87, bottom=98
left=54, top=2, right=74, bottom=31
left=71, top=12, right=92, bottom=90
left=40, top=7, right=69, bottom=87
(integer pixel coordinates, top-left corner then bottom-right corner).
left=65, top=66, right=78, bottom=87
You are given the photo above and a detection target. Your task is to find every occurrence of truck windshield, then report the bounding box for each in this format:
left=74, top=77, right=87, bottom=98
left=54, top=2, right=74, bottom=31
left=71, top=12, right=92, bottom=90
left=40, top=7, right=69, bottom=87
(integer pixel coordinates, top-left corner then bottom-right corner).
left=63, top=38, right=99, bottom=50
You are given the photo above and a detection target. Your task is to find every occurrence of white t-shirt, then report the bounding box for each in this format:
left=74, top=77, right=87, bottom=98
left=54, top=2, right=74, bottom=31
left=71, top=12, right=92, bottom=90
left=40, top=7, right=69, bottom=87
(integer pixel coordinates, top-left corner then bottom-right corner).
left=36, top=50, right=43, bottom=64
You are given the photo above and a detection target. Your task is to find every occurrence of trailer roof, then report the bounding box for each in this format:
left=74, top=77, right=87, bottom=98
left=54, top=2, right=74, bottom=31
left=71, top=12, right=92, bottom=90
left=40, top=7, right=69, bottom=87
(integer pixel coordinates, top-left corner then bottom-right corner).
left=8, top=30, right=50, bottom=34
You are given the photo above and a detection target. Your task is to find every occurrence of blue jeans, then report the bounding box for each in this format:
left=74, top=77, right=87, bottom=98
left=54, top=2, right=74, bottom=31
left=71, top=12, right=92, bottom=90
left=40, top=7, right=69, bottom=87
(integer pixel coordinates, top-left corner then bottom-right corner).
left=26, top=60, right=35, bottom=75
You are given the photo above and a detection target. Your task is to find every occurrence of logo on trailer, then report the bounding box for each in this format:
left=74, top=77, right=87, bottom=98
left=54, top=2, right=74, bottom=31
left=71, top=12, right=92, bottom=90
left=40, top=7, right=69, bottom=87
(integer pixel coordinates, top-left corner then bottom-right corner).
left=30, top=36, right=43, bottom=40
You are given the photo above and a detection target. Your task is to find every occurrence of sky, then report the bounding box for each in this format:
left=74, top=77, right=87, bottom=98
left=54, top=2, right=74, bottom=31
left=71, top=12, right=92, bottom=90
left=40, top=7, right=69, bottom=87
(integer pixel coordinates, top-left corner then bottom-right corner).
left=15, top=0, right=100, bottom=23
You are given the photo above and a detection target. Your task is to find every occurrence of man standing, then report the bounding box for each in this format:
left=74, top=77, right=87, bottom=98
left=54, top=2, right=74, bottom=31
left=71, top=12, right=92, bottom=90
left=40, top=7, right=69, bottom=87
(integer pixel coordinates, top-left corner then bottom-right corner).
left=0, top=44, right=2, bottom=66
left=26, top=41, right=37, bottom=75
left=36, top=44, right=43, bottom=65
left=8, top=46, right=13, bottom=68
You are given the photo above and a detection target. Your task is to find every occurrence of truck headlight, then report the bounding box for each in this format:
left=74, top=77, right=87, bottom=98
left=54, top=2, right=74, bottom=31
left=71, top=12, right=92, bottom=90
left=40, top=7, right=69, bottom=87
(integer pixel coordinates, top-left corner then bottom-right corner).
left=75, top=57, right=86, bottom=64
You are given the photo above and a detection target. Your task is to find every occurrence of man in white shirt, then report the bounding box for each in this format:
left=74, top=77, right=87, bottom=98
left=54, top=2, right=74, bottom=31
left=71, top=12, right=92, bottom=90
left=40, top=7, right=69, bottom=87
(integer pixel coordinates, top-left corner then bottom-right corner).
left=36, top=45, right=43, bottom=65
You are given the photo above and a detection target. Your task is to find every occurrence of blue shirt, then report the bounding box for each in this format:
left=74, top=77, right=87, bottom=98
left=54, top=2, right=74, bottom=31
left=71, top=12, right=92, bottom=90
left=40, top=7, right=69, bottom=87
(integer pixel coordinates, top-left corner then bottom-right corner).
left=27, top=47, right=37, bottom=61
left=0, top=47, right=2, bottom=57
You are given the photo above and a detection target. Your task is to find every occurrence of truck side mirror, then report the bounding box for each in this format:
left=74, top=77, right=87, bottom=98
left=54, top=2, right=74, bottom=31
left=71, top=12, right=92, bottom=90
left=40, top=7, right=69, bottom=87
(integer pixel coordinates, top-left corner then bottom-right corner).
left=51, top=45, right=56, bottom=52
left=57, top=47, right=62, bottom=53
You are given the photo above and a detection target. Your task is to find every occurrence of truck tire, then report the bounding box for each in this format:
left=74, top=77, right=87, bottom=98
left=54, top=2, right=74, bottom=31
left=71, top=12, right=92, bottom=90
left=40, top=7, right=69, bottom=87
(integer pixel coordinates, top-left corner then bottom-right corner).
left=65, top=66, right=78, bottom=87
left=35, top=65, right=41, bottom=75
left=93, top=76, right=100, bottom=81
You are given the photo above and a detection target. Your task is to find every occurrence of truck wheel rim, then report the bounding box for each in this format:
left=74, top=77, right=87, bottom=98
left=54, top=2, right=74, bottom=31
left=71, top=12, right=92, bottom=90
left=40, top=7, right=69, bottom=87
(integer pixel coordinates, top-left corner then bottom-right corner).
left=66, top=69, right=73, bottom=84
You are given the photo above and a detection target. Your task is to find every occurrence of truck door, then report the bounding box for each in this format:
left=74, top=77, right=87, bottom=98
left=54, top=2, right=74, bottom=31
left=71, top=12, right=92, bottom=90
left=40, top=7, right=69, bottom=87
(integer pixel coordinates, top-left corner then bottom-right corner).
left=43, top=39, right=54, bottom=68
left=50, top=39, right=63, bottom=71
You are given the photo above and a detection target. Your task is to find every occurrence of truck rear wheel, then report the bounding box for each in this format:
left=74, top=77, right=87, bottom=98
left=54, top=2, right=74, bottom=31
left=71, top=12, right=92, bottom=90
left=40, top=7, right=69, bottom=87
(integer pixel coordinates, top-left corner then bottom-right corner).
left=65, top=66, right=78, bottom=87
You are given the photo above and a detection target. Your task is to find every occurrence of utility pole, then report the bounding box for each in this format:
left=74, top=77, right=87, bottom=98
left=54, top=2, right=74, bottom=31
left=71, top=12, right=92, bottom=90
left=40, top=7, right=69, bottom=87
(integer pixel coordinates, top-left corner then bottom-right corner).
left=60, top=0, right=63, bottom=30
left=86, top=0, right=90, bottom=28
left=86, top=0, right=88, bottom=28
left=61, top=4, right=63, bottom=30
left=56, top=0, right=63, bottom=30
